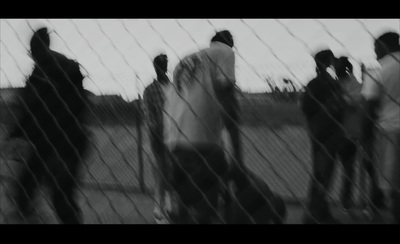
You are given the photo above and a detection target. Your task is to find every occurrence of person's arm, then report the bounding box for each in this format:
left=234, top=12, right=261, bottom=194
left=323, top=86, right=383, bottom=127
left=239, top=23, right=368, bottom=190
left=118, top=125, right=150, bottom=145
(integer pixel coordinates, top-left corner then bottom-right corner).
left=301, top=80, right=321, bottom=120
left=360, top=69, right=382, bottom=140
left=215, top=47, right=236, bottom=90
left=214, top=48, right=243, bottom=169
left=221, top=85, right=243, bottom=168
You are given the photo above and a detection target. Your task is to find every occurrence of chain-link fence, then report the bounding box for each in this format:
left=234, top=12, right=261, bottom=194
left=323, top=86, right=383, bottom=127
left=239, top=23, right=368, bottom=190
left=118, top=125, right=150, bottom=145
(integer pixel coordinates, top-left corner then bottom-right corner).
left=1, top=19, right=399, bottom=224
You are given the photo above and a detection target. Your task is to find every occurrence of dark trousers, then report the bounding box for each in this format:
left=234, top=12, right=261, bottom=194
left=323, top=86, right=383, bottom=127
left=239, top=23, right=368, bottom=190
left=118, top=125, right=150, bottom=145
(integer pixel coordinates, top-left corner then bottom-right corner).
left=14, top=143, right=85, bottom=224
left=149, top=132, right=170, bottom=211
left=306, top=132, right=357, bottom=222
left=360, top=134, right=385, bottom=210
left=169, top=145, right=229, bottom=224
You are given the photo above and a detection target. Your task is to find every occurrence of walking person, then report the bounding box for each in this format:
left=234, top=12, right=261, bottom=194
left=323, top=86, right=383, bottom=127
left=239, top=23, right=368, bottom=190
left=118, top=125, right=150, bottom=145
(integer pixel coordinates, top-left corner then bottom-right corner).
left=6, top=27, right=89, bottom=224
left=143, top=54, right=172, bottom=224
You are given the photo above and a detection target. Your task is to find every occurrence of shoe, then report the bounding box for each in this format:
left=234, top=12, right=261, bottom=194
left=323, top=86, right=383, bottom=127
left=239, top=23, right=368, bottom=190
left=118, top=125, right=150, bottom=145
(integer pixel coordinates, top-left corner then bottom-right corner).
left=153, top=206, right=170, bottom=224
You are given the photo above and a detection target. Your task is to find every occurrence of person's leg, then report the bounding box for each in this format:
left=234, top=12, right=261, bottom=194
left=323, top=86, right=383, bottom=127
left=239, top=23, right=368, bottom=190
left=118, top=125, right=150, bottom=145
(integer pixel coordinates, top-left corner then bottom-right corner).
left=50, top=158, right=82, bottom=224
left=150, top=136, right=162, bottom=209
left=381, top=129, right=400, bottom=223
left=14, top=153, right=44, bottom=218
left=45, top=143, right=85, bottom=225
left=150, top=132, right=170, bottom=223
left=170, top=146, right=228, bottom=224
left=304, top=139, right=336, bottom=223
left=194, top=147, right=229, bottom=224
left=337, top=138, right=357, bottom=211
left=362, top=135, right=385, bottom=211
left=168, top=149, right=198, bottom=224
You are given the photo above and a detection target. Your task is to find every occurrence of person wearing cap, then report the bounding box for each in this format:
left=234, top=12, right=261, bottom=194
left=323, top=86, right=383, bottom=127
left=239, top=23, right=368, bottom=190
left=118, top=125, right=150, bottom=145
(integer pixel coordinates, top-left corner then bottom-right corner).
left=163, top=30, right=242, bottom=224
left=143, top=53, right=172, bottom=224
left=301, top=49, right=352, bottom=224
left=6, top=27, right=88, bottom=224
left=361, top=32, right=400, bottom=223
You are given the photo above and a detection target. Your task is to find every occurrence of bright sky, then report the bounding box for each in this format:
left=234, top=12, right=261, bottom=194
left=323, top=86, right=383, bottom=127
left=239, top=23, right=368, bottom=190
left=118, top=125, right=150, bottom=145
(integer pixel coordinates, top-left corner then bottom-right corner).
left=1, top=19, right=399, bottom=101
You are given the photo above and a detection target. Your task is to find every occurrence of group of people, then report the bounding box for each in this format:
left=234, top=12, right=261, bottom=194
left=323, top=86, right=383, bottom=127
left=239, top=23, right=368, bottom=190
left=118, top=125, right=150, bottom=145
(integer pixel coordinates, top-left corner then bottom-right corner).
left=3, top=25, right=399, bottom=224
left=301, top=32, right=400, bottom=224
left=143, top=30, right=248, bottom=224
left=144, top=30, right=400, bottom=224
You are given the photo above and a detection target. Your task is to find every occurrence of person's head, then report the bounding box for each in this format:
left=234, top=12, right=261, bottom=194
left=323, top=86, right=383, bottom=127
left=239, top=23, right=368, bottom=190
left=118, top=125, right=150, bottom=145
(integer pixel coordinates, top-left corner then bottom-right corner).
left=30, top=27, right=51, bottom=61
left=314, top=49, right=335, bottom=75
left=374, top=32, right=400, bottom=60
left=335, top=56, right=353, bottom=79
left=211, top=30, right=234, bottom=48
left=153, top=53, right=168, bottom=76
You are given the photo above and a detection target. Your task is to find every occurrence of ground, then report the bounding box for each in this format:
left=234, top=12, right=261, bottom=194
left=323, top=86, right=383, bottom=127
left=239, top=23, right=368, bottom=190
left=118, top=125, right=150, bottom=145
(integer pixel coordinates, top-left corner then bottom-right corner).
left=1, top=181, right=395, bottom=224
left=0, top=116, right=394, bottom=224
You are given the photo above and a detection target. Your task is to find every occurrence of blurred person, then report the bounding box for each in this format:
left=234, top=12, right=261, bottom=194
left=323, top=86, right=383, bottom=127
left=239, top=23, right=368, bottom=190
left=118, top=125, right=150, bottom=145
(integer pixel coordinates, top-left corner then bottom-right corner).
left=361, top=32, right=400, bottom=223
left=143, top=53, right=172, bottom=224
left=163, top=30, right=243, bottom=224
left=218, top=86, right=287, bottom=224
left=5, top=27, right=89, bottom=224
left=334, top=56, right=362, bottom=212
left=336, top=56, right=385, bottom=214
left=301, top=49, right=355, bottom=224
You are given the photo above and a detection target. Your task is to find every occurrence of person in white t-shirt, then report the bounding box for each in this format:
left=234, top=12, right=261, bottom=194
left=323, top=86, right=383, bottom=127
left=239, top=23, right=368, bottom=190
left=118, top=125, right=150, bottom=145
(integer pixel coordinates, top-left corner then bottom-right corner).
left=163, top=30, right=242, bottom=224
left=361, top=32, right=400, bottom=223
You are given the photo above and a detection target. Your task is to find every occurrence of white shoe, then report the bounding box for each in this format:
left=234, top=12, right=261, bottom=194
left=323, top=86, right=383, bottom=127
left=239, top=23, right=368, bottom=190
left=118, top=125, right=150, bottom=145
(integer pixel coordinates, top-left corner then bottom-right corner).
left=153, top=206, right=170, bottom=224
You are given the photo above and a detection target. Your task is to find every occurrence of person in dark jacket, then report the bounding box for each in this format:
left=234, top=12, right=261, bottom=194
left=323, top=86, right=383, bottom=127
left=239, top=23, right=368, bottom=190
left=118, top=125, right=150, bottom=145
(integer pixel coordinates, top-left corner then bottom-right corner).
left=6, top=27, right=89, bottom=224
left=301, top=49, right=356, bottom=224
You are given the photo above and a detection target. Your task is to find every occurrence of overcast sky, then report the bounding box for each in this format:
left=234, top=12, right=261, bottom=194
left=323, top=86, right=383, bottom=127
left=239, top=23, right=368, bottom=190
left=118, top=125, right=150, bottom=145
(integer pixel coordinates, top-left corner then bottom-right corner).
left=1, top=19, right=399, bottom=101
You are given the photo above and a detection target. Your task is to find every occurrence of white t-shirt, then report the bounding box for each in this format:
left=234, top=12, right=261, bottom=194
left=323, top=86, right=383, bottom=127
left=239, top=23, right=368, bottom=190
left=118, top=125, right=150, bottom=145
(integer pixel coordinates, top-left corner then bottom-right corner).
left=361, top=51, right=400, bottom=131
left=163, top=42, right=236, bottom=149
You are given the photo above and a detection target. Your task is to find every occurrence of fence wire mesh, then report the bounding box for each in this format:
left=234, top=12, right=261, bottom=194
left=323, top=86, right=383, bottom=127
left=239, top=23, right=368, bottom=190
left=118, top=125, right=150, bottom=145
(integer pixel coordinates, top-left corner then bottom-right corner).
left=1, top=18, right=399, bottom=224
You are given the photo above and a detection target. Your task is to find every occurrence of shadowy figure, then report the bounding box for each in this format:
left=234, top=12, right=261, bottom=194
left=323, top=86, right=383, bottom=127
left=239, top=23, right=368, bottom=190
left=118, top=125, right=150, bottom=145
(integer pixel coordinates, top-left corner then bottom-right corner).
left=301, top=49, right=354, bottom=224
left=142, top=53, right=171, bottom=224
left=334, top=56, right=362, bottom=212
left=6, top=27, right=88, bottom=224
left=361, top=32, right=400, bottom=223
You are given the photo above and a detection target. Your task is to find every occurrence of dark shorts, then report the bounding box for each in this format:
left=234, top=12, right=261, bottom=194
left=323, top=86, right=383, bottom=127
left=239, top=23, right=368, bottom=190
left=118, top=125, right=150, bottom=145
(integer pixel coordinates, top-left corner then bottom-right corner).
left=169, top=145, right=229, bottom=208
